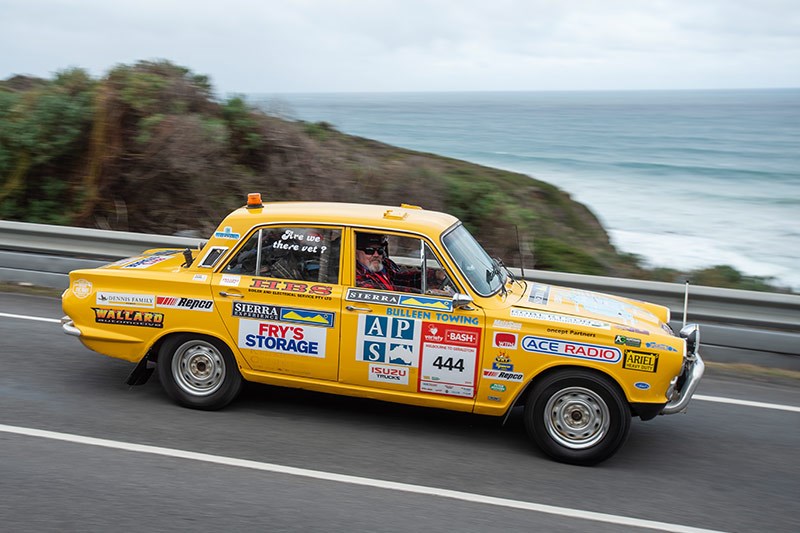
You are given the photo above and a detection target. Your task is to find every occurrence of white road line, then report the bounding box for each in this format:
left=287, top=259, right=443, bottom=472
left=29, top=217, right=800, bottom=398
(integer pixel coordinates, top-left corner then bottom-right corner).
left=2, top=311, right=798, bottom=413
left=0, top=312, right=61, bottom=323
left=0, top=424, right=725, bottom=533
left=695, top=394, right=800, bottom=413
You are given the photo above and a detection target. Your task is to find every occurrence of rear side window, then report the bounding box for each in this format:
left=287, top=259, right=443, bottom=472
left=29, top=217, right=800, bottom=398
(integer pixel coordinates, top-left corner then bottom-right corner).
left=223, top=227, right=341, bottom=283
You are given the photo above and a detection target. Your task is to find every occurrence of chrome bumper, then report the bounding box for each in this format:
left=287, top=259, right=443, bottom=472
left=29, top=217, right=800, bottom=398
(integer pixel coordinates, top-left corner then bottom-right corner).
left=661, top=324, right=705, bottom=415
left=61, top=315, right=81, bottom=337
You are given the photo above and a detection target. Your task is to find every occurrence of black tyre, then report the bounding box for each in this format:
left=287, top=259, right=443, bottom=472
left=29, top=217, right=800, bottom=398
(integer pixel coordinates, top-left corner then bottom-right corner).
left=157, top=334, right=243, bottom=410
left=523, top=369, right=631, bottom=466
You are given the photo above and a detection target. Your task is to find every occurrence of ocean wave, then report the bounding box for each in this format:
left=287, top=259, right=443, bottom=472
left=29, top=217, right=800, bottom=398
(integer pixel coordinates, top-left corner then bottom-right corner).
left=612, top=161, right=798, bottom=181
left=609, top=229, right=800, bottom=291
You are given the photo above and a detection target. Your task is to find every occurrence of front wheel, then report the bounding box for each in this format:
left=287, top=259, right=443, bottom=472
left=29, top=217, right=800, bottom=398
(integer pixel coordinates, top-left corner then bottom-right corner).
left=523, top=369, right=631, bottom=465
left=157, top=335, right=243, bottom=410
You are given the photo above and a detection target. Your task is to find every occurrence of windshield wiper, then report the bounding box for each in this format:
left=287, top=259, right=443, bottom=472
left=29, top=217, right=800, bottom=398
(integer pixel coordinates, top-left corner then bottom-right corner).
left=487, top=258, right=507, bottom=296
left=494, top=257, right=517, bottom=283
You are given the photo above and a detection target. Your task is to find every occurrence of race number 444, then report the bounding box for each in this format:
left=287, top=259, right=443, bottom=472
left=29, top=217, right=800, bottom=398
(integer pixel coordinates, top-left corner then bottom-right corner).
left=431, top=356, right=465, bottom=372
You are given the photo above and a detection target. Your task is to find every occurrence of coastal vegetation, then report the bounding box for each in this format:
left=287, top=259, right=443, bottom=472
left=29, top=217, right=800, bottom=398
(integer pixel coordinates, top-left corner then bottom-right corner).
left=0, top=60, right=787, bottom=292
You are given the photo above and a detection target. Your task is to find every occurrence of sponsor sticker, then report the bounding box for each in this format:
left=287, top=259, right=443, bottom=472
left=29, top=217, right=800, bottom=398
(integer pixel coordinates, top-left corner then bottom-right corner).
left=528, top=283, right=551, bottom=305
left=96, top=292, right=155, bottom=308
left=423, top=323, right=444, bottom=343
left=93, top=308, right=164, bottom=328
left=419, top=323, right=481, bottom=398
left=387, top=307, right=434, bottom=320
left=398, top=294, right=453, bottom=312
left=103, top=257, right=141, bottom=268
left=645, top=342, right=678, bottom=352
left=192, top=274, right=208, bottom=282
left=368, top=364, right=410, bottom=385
left=623, top=350, right=659, bottom=373
left=546, top=327, right=596, bottom=338
left=492, top=353, right=514, bottom=371
left=280, top=307, right=335, bottom=328
left=357, top=315, right=420, bottom=367
left=492, top=319, right=522, bottom=330
left=220, top=274, right=241, bottom=286
left=345, top=289, right=452, bottom=312
left=233, top=301, right=280, bottom=320
left=487, top=395, right=502, bottom=402
left=214, top=226, right=241, bottom=240
left=444, top=328, right=479, bottom=346
left=156, top=296, right=214, bottom=312
left=493, top=331, right=518, bottom=349
left=249, top=278, right=333, bottom=297
left=239, top=320, right=326, bottom=358
left=420, top=381, right=474, bottom=397
left=122, top=255, right=171, bottom=269
left=509, top=308, right=610, bottom=329
left=71, top=279, right=93, bottom=299
left=346, top=288, right=400, bottom=305
left=489, top=383, right=507, bottom=392
left=482, top=369, right=524, bottom=382
left=521, top=336, right=622, bottom=363
left=431, top=312, right=479, bottom=326
left=614, top=335, right=642, bottom=347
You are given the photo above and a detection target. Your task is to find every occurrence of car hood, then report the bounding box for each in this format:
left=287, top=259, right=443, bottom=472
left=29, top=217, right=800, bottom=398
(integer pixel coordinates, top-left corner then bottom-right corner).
left=510, top=280, right=669, bottom=334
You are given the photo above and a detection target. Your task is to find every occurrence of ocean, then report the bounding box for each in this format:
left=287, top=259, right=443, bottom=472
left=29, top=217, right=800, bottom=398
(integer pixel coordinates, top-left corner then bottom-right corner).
left=253, top=90, right=800, bottom=290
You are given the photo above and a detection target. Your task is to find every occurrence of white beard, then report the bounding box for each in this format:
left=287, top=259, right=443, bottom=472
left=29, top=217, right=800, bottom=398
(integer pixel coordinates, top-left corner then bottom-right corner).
left=366, top=259, right=383, bottom=273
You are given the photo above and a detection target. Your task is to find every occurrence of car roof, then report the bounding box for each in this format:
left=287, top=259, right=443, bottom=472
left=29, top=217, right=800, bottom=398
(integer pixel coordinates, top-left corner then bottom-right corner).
left=222, top=201, right=460, bottom=236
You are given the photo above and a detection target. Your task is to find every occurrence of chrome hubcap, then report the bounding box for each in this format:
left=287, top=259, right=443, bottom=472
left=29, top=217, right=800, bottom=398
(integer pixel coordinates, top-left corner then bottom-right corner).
left=171, top=340, right=226, bottom=396
left=544, top=386, right=610, bottom=449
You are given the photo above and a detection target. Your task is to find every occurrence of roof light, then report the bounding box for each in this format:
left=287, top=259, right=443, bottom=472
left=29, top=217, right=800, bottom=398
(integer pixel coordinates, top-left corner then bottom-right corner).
left=383, top=209, right=408, bottom=220
left=246, top=193, right=263, bottom=209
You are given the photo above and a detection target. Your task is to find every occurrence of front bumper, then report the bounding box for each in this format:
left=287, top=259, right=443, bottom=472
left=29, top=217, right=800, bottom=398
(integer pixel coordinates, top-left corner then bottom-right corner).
left=661, top=324, right=704, bottom=415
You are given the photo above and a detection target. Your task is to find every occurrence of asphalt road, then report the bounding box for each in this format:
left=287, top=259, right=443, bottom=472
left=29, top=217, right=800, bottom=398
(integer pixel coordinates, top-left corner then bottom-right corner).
left=1, top=292, right=798, bottom=533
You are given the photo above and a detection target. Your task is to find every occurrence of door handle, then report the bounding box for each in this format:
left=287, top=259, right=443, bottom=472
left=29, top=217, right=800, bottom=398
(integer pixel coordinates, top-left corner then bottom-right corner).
left=219, top=291, right=244, bottom=298
left=346, top=305, right=373, bottom=312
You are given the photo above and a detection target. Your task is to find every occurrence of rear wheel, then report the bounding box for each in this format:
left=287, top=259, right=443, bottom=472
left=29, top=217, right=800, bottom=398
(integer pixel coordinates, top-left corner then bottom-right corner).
left=157, top=335, right=243, bottom=410
left=523, top=369, right=630, bottom=465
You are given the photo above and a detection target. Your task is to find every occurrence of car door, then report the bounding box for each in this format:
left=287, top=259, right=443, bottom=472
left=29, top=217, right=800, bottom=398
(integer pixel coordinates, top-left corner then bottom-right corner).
left=211, top=225, right=343, bottom=381
left=339, top=228, right=485, bottom=410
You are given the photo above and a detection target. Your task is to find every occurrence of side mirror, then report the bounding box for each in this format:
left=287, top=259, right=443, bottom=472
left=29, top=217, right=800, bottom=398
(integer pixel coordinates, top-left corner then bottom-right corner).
left=452, top=293, right=474, bottom=310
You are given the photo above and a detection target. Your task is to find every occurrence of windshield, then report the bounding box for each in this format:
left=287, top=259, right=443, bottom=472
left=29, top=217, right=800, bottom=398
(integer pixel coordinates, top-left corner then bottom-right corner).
left=442, top=224, right=505, bottom=297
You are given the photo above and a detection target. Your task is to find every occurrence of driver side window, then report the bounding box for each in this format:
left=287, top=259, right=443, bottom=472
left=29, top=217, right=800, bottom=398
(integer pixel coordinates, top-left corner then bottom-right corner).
left=353, top=231, right=456, bottom=295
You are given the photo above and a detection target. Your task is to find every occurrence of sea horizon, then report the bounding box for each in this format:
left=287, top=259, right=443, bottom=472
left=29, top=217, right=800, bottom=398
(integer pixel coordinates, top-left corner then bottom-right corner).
left=248, top=87, right=800, bottom=95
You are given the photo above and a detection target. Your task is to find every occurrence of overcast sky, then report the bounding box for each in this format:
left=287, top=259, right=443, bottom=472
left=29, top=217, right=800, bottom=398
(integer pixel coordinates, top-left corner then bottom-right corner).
left=2, top=0, right=799, bottom=95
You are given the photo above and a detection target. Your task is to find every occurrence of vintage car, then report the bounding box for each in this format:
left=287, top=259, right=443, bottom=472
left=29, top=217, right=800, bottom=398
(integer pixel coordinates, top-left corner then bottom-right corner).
left=61, top=193, right=704, bottom=465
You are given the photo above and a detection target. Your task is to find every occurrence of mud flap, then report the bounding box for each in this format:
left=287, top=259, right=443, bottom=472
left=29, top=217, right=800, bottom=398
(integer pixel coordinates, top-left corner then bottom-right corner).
left=126, top=355, right=155, bottom=386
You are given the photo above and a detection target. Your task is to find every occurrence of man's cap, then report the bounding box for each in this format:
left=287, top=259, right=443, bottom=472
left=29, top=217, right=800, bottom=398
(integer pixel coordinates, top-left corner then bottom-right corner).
left=356, top=233, right=387, bottom=250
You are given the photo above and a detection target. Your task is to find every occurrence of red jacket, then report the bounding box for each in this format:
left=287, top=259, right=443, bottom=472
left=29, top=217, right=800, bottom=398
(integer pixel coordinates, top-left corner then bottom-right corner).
left=355, top=258, right=421, bottom=293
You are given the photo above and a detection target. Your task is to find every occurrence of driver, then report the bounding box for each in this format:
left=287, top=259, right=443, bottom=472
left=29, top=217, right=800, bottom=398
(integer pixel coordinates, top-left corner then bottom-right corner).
left=355, top=233, right=419, bottom=292
left=355, top=233, right=454, bottom=295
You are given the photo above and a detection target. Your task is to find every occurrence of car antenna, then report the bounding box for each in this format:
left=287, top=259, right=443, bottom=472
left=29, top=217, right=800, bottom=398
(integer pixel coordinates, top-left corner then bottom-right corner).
left=682, top=280, right=690, bottom=327
left=515, top=225, right=525, bottom=279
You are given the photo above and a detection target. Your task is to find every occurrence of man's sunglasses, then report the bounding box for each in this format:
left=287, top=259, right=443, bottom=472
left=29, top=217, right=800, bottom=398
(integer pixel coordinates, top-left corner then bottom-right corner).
left=360, top=247, right=385, bottom=256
